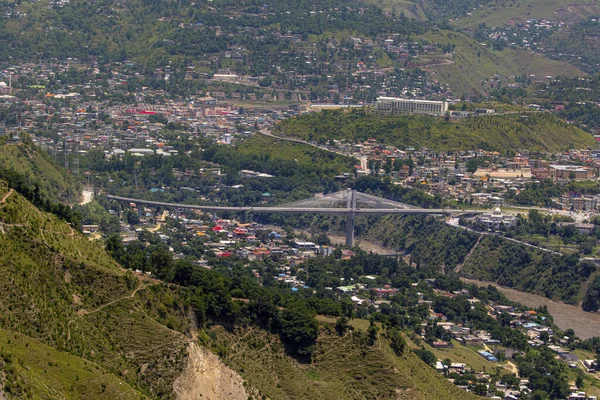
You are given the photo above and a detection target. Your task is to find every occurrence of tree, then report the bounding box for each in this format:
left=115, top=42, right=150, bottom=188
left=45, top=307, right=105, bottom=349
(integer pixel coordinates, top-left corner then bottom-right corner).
left=258, top=76, right=272, bottom=87
left=466, top=158, right=479, bottom=174
left=335, top=316, right=350, bottom=336
left=125, top=209, right=140, bottom=225
left=368, top=318, right=379, bottom=345
left=105, top=234, right=125, bottom=264
left=473, top=384, right=488, bottom=396
left=583, top=276, right=600, bottom=312
left=501, top=373, right=520, bottom=389
left=279, top=305, right=319, bottom=358
left=149, top=247, right=173, bottom=280
left=341, top=297, right=355, bottom=319
left=388, top=328, right=406, bottom=356
left=414, top=348, right=436, bottom=367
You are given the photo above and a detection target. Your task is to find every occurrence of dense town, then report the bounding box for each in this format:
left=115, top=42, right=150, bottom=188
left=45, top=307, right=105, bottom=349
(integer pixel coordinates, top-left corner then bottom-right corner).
left=0, top=3, right=600, bottom=398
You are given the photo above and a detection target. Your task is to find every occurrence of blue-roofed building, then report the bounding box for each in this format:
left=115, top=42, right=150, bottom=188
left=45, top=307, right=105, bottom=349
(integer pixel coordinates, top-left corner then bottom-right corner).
left=478, top=350, right=499, bottom=362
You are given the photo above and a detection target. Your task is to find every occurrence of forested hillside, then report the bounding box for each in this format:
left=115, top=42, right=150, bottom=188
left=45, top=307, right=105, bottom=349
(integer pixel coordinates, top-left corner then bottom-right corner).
left=0, top=0, right=589, bottom=97
left=0, top=181, right=482, bottom=399
left=275, top=108, right=595, bottom=151
left=0, top=140, right=81, bottom=204
left=0, top=0, right=426, bottom=65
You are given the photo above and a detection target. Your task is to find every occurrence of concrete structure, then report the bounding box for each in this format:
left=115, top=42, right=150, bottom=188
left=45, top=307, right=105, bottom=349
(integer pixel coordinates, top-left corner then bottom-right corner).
left=475, top=207, right=517, bottom=231
left=549, top=165, right=594, bottom=181
left=375, top=97, right=448, bottom=116
left=107, top=189, right=483, bottom=246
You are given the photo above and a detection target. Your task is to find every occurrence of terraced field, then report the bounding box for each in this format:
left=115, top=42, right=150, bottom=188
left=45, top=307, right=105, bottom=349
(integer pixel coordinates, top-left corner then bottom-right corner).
left=207, top=325, right=480, bottom=400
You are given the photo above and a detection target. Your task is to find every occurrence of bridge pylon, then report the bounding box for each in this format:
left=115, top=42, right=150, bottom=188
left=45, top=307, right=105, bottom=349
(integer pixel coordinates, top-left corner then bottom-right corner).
left=345, top=189, right=357, bottom=247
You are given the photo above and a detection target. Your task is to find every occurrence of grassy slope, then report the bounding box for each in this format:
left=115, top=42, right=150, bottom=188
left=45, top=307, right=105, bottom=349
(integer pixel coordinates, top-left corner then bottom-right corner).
left=237, top=134, right=357, bottom=172
left=276, top=109, right=595, bottom=151
left=0, top=142, right=81, bottom=204
left=452, top=0, right=599, bottom=29
left=417, top=31, right=586, bottom=97
left=207, top=325, right=481, bottom=400
left=0, top=184, right=190, bottom=398
left=0, top=329, right=146, bottom=399
left=363, top=0, right=428, bottom=20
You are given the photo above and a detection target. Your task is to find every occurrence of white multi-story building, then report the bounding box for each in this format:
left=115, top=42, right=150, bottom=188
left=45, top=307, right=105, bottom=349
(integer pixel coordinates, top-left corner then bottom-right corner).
left=375, top=97, right=448, bottom=116
left=475, top=208, right=517, bottom=231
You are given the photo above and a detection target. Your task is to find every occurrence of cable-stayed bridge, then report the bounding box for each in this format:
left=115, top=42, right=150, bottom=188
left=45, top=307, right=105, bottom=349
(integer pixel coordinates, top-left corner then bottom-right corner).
left=107, top=189, right=483, bottom=246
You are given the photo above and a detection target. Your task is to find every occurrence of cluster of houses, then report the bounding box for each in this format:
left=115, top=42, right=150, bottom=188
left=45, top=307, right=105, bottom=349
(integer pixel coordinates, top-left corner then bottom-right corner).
left=324, top=141, right=600, bottom=211
left=407, top=287, right=600, bottom=399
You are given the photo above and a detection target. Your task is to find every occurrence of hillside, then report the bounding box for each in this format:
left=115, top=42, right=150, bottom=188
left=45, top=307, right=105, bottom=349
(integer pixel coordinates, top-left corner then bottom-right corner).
left=363, top=0, right=428, bottom=20
left=416, top=30, right=586, bottom=97
left=0, top=141, right=81, bottom=204
left=0, top=181, right=486, bottom=399
left=236, top=134, right=356, bottom=173
left=0, top=329, right=146, bottom=399
left=461, top=235, right=596, bottom=305
left=0, top=0, right=425, bottom=65
left=452, top=0, right=599, bottom=29
left=544, top=18, right=600, bottom=75
left=0, top=183, right=191, bottom=398
left=207, top=324, right=481, bottom=400
left=275, top=108, right=596, bottom=151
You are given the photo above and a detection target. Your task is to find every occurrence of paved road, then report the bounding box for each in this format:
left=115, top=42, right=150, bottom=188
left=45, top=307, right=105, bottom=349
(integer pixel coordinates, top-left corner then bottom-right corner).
left=446, top=217, right=562, bottom=255
left=258, top=129, right=361, bottom=162
left=107, top=195, right=483, bottom=216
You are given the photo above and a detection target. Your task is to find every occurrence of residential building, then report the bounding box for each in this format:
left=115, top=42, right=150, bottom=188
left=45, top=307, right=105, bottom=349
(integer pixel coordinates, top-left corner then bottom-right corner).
left=375, top=97, right=448, bottom=116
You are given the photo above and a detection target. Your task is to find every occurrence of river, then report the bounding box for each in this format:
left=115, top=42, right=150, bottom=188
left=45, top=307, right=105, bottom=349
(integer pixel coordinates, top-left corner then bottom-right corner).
left=463, top=278, right=600, bottom=339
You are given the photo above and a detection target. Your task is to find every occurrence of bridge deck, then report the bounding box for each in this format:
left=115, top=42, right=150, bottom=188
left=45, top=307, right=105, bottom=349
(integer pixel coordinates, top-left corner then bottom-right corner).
left=106, top=195, right=483, bottom=216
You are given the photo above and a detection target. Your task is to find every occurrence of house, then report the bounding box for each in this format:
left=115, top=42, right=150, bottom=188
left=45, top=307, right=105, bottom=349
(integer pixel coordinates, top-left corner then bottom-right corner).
left=460, top=336, right=484, bottom=347
left=582, top=359, right=597, bottom=372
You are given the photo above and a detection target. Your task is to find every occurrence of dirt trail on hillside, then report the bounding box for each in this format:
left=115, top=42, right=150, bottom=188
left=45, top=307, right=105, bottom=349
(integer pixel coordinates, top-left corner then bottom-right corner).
left=173, top=343, right=249, bottom=400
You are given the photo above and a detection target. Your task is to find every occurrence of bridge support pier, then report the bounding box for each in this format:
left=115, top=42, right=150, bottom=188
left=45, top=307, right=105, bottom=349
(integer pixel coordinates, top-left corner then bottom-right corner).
left=345, top=189, right=356, bottom=247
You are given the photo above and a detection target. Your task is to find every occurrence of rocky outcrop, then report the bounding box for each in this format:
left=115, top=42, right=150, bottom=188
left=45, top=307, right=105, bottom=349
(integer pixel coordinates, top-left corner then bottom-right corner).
left=173, top=342, right=249, bottom=400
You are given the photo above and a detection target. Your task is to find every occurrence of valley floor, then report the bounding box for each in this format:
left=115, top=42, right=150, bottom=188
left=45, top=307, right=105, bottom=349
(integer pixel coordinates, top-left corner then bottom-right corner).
left=329, top=226, right=600, bottom=340
left=463, top=278, right=600, bottom=339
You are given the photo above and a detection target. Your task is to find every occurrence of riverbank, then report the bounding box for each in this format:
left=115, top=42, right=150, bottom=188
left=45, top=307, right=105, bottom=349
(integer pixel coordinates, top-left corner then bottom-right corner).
left=463, top=278, right=600, bottom=339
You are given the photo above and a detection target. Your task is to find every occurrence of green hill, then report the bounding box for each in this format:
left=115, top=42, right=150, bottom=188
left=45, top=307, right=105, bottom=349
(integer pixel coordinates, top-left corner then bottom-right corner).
left=451, top=0, right=599, bottom=29
left=461, top=235, right=597, bottom=305
left=0, top=183, right=190, bottom=398
left=363, top=0, right=428, bottom=20
left=275, top=108, right=596, bottom=151
left=207, top=324, right=480, bottom=400
left=416, top=30, right=586, bottom=97
left=0, top=329, right=146, bottom=399
left=0, top=141, right=81, bottom=204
